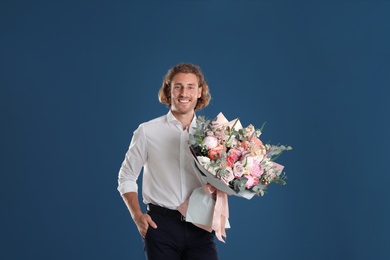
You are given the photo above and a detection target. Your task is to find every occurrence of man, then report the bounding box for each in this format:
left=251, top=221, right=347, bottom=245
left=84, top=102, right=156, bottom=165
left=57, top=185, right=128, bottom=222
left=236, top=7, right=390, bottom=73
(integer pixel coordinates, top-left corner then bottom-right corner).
left=117, top=63, right=219, bottom=259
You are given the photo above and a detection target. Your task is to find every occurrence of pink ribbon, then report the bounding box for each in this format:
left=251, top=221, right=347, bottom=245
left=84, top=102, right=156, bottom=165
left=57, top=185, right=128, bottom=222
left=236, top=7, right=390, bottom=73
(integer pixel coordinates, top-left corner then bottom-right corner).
left=203, top=184, right=229, bottom=243
left=178, top=184, right=229, bottom=243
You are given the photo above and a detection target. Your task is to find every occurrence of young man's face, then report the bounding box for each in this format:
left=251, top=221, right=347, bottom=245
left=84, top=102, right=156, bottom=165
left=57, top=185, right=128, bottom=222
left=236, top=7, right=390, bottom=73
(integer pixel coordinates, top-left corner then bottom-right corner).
left=170, top=73, right=202, bottom=116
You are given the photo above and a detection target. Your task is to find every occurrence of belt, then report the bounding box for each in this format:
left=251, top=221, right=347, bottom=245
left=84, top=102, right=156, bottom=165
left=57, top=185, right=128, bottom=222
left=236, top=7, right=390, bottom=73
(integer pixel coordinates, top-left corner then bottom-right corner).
left=147, top=204, right=186, bottom=221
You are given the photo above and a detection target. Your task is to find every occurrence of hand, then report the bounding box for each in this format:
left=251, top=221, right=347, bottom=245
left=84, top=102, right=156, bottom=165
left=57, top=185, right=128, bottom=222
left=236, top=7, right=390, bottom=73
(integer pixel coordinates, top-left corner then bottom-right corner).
left=134, top=213, right=157, bottom=238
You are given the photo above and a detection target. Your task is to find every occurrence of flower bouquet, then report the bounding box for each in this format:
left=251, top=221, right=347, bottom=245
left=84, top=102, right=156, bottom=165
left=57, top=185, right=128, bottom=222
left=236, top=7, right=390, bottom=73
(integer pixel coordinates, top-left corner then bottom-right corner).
left=189, top=112, right=292, bottom=199
left=179, top=112, right=292, bottom=242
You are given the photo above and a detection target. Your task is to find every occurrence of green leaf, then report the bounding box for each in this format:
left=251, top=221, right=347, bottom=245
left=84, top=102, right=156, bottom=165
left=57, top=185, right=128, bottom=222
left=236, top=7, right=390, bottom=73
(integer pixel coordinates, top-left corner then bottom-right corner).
left=232, top=177, right=248, bottom=192
left=259, top=121, right=267, bottom=132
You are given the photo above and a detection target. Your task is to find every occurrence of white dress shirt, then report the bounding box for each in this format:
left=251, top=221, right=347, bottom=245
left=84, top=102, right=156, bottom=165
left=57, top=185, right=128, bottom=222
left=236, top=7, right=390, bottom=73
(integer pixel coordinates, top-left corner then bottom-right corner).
left=117, top=110, right=206, bottom=210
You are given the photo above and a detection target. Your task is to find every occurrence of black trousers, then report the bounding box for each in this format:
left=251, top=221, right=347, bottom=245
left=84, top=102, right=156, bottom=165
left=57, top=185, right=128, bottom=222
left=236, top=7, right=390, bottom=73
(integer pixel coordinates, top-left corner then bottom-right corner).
left=143, top=207, right=219, bottom=260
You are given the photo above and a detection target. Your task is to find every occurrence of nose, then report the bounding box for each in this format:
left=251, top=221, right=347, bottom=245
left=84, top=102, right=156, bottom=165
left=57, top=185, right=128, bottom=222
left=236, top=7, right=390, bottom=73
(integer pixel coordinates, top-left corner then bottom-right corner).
left=179, top=87, right=189, bottom=96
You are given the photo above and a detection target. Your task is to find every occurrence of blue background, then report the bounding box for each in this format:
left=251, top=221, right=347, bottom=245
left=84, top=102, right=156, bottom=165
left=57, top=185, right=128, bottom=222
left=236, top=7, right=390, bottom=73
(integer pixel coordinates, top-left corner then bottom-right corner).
left=1, top=1, right=389, bottom=259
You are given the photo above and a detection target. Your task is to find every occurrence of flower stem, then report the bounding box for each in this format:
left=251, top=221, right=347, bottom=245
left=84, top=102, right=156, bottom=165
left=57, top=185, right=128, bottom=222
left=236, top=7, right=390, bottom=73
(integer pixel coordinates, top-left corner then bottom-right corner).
left=227, top=118, right=239, bottom=143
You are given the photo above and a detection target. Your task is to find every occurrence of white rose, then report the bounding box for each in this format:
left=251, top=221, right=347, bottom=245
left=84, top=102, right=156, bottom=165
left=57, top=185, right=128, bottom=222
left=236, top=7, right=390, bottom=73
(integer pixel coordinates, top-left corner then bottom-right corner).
left=245, top=156, right=255, bottom=168
left=197, top=156, right=211, bottom=169
left=253, top=154, right=264, bottom=162
left=207, top=166, right=220, bottom=176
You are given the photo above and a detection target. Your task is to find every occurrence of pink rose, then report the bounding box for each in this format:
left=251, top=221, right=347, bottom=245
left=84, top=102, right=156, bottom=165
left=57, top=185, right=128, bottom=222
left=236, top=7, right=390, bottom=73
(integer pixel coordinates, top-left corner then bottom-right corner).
left=233, top=162, right=245, bottom=178
left=226, top=155, right=235, bottom=168
left=220, top=168, right=234, bottom=185
left=225, top=148, right=242, bottom=167
left=245, top=175, right=259, bottom=189
left=249, top=160, right=263, bottom=177
left=228, top=148, right=242, bottom=161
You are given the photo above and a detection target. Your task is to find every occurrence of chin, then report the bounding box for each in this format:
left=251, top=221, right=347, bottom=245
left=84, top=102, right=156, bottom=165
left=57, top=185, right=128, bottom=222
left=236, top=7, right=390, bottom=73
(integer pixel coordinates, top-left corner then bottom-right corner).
left=173, top=107, right=194, bottom=115
left=173, top=104, right=195, bottom=113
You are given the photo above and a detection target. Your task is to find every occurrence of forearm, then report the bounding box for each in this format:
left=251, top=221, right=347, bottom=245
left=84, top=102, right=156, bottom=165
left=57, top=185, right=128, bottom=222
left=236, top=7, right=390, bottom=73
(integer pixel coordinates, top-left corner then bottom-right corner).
left=121, top=192, right=144, bottom=221
left=121, top=192, right=157, bottom=237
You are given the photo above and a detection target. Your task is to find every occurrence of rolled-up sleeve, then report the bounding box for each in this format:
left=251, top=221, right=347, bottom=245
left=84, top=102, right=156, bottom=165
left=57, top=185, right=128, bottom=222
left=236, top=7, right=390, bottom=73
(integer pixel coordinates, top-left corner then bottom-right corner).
left=117, top=124, right=147, bottom=195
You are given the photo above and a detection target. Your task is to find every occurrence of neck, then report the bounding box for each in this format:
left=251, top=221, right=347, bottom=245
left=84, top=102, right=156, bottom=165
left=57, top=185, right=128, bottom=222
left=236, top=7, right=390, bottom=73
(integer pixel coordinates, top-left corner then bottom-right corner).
left=171, top=110, right=194, bottom=130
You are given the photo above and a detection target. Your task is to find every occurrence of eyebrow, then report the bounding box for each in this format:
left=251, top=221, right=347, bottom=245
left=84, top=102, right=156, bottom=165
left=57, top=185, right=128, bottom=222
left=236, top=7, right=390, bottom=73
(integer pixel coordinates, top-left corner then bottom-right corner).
left=173, top=83, right=197, bottom=86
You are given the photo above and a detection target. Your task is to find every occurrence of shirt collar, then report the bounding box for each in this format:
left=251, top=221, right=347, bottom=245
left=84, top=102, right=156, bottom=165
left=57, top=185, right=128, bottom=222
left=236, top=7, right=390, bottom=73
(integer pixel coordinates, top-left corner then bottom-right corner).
left=166, top=110, right=198, bottom=133
left=166, top=110, right=177, bottom=123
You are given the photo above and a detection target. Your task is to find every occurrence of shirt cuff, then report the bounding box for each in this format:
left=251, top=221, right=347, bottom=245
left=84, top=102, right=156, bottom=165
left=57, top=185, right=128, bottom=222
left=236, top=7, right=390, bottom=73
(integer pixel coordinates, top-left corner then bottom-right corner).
left=117, top=181, right=138, bottom=195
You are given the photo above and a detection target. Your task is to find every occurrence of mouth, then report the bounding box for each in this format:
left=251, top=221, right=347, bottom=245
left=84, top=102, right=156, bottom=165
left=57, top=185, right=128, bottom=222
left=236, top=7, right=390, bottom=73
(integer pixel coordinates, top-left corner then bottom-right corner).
left=178, top=99, right=190, bottom=103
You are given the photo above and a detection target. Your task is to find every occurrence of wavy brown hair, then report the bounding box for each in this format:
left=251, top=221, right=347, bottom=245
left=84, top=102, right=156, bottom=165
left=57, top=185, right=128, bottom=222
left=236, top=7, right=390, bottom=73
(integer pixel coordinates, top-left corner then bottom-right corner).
left=158, top=63, right=211, bottom=111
